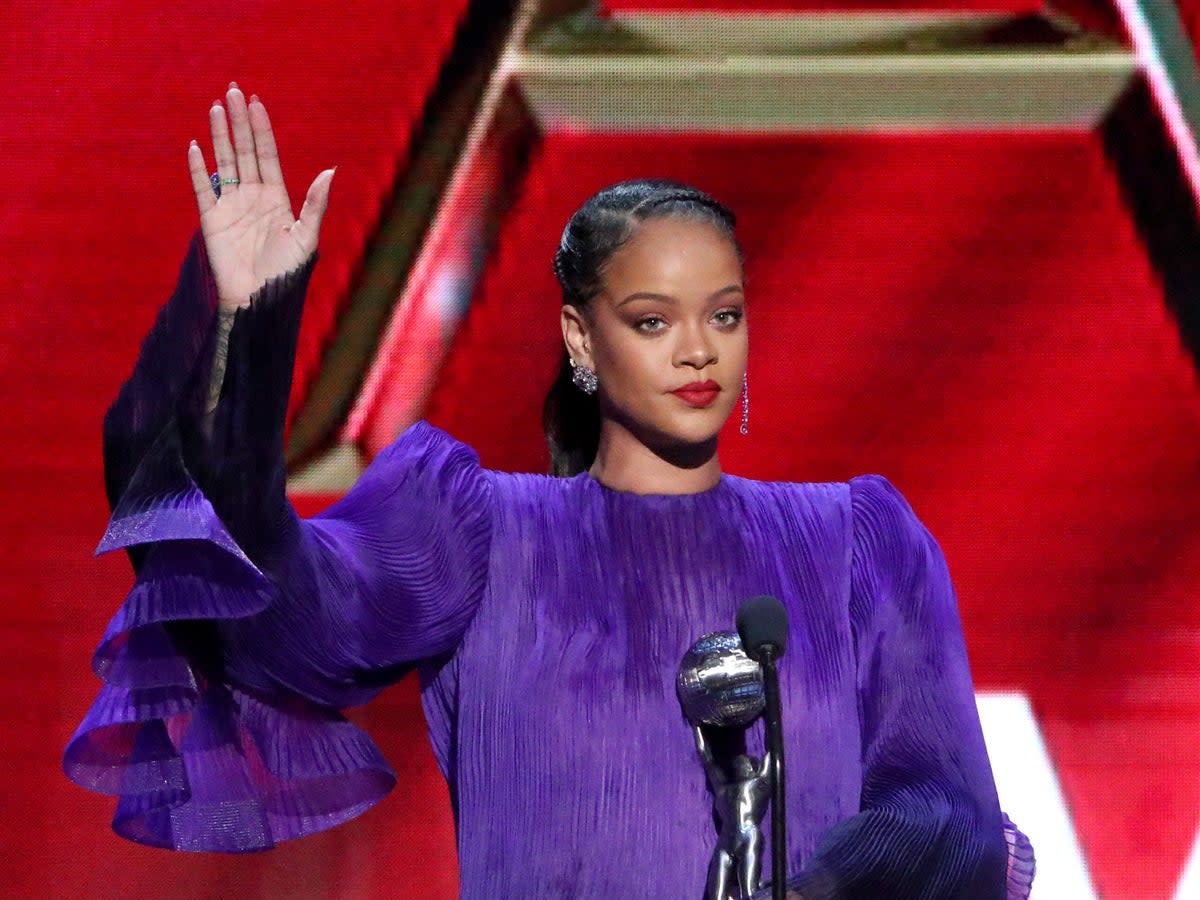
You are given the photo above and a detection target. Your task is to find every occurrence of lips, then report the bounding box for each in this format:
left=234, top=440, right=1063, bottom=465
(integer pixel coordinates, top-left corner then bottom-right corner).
left=671, top=380, right=721, bottom=408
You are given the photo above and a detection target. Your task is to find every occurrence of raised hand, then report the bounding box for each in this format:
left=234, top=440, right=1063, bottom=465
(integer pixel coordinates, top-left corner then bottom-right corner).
left=187, top=82, right=335, bottom=311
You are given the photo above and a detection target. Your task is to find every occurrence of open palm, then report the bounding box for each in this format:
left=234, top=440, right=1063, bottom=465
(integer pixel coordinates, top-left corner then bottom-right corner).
left=187, top=82, right=335, bottom=310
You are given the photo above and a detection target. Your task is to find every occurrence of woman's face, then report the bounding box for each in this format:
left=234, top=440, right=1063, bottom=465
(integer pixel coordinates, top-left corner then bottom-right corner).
left=562, top=216, right=748, bottom=451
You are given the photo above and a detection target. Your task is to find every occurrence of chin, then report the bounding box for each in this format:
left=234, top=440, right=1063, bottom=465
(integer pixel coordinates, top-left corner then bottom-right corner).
left=610, top=397, right=732, bottom=450
left=652, top=413, right=727, bottom=449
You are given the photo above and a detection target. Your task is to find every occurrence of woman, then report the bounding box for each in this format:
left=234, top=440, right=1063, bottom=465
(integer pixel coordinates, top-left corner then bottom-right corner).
left=65, top=83, right=1035, bottom=898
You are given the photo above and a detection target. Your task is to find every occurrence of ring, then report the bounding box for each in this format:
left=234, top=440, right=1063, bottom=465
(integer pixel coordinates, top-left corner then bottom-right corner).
left=209, top=172, right=241, bottom=198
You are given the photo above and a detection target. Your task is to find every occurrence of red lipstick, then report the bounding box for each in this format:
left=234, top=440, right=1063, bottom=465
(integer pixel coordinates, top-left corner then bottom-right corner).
left=671, top=380, right=721, bottom=408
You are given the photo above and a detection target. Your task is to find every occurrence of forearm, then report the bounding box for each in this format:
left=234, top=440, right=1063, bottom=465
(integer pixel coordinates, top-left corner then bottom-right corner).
left=102, top=230, right=221, bottom=512
left=186, top=253, right=317, bottom=568
left=102, top=238, right=316, bottom=576
left=786, top=801, right=1006, bottom=899
left=200, top=306, right=239, bottom=440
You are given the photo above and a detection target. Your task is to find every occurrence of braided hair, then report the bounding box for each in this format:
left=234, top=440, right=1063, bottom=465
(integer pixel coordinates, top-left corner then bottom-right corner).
left=543, top=179, right=743, bottom=476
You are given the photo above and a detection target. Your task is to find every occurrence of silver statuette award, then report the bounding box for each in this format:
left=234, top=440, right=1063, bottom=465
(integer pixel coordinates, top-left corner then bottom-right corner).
left=677, top=631, right=771, bottom=900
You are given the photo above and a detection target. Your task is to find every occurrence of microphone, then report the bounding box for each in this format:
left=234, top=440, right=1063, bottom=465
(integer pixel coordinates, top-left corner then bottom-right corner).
left=736, top=595, right=788, bottom=662
left=737, top=596, right=789, bottom=900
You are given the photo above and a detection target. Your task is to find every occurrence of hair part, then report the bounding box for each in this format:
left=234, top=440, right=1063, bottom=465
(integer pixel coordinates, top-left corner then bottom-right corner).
left=543, top=178, right=743, bottom=477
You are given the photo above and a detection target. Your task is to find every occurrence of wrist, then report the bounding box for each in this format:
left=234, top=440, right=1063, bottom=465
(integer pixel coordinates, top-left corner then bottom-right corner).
left=203, top=308, right=239, bottom=419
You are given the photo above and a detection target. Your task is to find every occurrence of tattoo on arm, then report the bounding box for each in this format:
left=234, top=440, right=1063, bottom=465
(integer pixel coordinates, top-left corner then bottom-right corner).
left=201, top=308, right=239, bottom=435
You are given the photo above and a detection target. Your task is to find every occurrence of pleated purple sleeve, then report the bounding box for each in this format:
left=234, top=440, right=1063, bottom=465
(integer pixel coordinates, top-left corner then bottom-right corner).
left=63, top=232, right=492, bottom=852
left=784, top=475, right=1035, bottom=899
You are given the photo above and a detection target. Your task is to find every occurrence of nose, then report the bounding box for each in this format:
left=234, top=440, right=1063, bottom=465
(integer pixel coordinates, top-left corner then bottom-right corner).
left=674, top=320, right=717, bottom=370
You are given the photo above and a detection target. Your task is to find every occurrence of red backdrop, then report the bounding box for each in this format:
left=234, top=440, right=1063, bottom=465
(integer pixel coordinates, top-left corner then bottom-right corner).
left=3, top=3, right=1199, bottom=899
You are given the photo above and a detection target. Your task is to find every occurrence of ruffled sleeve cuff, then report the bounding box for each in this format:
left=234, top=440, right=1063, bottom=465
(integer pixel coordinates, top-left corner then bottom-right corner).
left=1003, top=812, right=1036, bottom=899
left=65, top=248, right=395, bottom=852
left=64, top=417, right=396, bottom=851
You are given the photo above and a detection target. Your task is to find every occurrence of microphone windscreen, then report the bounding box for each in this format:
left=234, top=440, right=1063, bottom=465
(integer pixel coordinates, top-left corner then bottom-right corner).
left=736, top=595, right=789, bottom=660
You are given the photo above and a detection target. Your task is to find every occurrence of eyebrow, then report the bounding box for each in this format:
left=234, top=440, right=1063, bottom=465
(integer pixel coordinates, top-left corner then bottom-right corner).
left=616, top=284, right=744, bottom=308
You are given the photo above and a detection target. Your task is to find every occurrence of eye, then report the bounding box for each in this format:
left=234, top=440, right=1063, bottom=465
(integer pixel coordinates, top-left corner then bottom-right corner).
left=635, top=315, right=668, bottom=334
left=713, top=307, right=744, bottom=327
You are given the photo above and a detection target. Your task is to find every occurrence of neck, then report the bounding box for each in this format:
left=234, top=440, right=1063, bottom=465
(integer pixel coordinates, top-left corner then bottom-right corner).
left=587, top=419, right=722, bottom=495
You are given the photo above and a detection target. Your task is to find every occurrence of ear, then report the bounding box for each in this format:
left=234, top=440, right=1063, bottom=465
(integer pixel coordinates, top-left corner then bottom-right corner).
left=560, top=304, right=593, bottom=368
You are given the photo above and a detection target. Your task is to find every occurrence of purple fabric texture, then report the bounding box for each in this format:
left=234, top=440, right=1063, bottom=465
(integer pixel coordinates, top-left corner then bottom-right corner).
left=1002, top=812, right=1037, bottom=898
left=65, top=235, right=1034, bottom=898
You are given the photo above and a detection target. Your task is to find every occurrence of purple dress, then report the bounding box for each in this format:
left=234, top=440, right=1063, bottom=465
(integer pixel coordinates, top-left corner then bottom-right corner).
left=64, top=233, right=1035, bottom=899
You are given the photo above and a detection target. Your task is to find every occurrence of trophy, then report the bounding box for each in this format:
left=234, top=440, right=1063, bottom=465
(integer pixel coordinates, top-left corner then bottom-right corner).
left=677, top=630, right=765, bottom=728
left=677, top=631, right=770, bottom=900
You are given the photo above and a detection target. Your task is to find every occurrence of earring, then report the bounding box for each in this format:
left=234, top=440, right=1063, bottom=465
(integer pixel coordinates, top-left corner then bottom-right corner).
left=740, top=372, right=749, bottom=435
left=570, top=358, right=598, bottom=395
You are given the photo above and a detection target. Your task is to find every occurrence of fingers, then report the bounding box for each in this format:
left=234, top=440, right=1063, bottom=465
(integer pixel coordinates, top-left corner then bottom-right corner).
left=292, top=168, right=337, bottom=255
left=224, top=83, right=260, bottom=185
left=187, top=139, right=216, bottom=216
left=210, top=97, right=237, bottom=191
left=248, top=94, right=284, bottom=187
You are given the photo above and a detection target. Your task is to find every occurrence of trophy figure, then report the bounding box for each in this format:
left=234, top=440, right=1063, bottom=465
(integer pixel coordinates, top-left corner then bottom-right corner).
left=694, top=726, right=772, bottom=900
left=677, top=631, right=770, bottom=900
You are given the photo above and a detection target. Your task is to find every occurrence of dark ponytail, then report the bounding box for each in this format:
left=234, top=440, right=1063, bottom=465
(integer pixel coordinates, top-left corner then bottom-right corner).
left=543, top=178, right=742, bottom=476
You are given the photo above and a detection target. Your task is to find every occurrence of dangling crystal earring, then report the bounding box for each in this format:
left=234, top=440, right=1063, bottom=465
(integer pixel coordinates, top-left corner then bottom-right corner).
left=570, top=358, right=598, bottom=395
left=739, top=372, right=749, bottom=435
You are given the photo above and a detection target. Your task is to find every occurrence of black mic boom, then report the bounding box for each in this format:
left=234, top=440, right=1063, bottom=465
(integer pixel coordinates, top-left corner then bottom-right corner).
left=736, top=595, right=789, bottom=661
left=736, top=595, right=789, bottom=900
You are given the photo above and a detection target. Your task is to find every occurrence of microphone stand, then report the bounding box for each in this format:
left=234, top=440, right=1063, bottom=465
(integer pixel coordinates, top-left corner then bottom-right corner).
left=760, top=645, right=786, bottom=900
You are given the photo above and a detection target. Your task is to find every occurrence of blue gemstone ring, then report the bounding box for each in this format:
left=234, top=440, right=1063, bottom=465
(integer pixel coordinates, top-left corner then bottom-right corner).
left=209, top=172, right=241, bottom=198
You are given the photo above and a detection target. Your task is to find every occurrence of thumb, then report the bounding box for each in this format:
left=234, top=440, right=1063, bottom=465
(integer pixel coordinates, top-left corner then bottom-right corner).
left=293, top=167, right=336, bottom=256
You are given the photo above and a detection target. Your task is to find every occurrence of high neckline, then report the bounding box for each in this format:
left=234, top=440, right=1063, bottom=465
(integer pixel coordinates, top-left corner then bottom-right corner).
left=577, top=469, right=730, bottom=500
